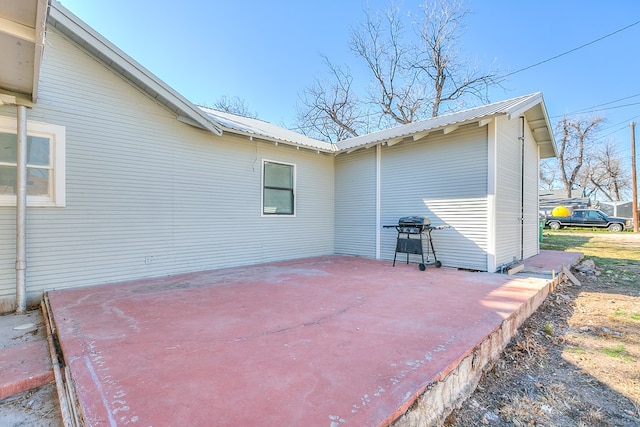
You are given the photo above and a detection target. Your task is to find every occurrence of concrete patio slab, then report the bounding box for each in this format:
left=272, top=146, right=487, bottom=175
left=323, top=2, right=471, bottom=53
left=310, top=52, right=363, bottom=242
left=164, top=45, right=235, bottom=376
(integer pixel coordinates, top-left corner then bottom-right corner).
left=46, top=255, right=571, bottom=426
left=522, top=249, right=583, bottom=275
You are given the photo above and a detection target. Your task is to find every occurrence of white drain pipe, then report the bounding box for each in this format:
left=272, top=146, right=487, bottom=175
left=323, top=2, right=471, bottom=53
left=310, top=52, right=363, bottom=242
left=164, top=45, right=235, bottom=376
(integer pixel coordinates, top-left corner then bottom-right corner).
left=16, top=104, right=28, bottom=314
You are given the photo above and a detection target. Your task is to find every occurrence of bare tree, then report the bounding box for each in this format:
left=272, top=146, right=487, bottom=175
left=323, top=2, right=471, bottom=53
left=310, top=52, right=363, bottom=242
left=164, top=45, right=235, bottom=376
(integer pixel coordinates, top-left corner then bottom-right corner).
left=539, top=159, right=560, bottom=191
left=212, top=96, right=258, bottom=119
left=583, top=141, right=629, bottom=201
left=294, top=57, right=365, bottom=142
left=554, top=115, right=604, bottom=198
left=414, top=0, right=499, bottom=117
left=295, top=0, right=500, bottom=140
left=350, top=5, right=425, bottom=127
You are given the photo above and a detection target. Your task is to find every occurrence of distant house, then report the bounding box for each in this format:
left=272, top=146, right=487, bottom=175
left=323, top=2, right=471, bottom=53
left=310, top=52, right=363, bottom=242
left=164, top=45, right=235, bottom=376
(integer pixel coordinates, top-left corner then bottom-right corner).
left=539, top=188, right=592, bottom=216
left=598, top=201, right=634, bottom=219
left=0, top=1, right=556, bottom=312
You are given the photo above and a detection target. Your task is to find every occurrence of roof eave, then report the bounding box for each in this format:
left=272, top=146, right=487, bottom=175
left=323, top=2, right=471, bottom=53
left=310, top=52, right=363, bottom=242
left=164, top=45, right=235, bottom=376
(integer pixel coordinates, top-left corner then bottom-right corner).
left=31, top=0, right=48, bottom=102
left=0, top=0, right=49, bottom=104
left=335, top=115, right=501, bottom=154
left=47, top=1, right=223, bottom=136
left=506, top=93, right=557, bottom=159
left=336, top=93, right=559, bottom=157
left=220, top=126, right=337, bottom=154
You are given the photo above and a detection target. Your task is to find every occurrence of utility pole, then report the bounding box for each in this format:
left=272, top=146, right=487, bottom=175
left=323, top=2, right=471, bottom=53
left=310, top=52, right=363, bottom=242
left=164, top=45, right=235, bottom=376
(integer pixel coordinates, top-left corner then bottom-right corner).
left=632, top=122, right=638, bottom=233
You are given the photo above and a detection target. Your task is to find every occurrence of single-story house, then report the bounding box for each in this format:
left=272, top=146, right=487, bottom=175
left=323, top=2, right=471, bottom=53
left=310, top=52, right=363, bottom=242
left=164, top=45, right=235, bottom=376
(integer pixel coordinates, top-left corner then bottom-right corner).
left=598, top=201, right=634, bottom=219
left=539, top=188, right=591, bottom=216
left=0, top=1, right=556, bottom=313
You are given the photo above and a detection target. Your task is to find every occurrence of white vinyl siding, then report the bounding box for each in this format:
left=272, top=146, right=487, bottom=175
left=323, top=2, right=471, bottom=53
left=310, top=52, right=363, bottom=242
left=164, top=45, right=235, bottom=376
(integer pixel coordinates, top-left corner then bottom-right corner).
left=0, top=28, right=334, bottom=307
left=493, top=116, right=541, bottom=268
left=334, top=148, right=377, bottom=257
left=0, top=22, right=550, bottom=309
left=494, top=116, right=524, bottom=267
left=379, top=124, right=489, bottom=271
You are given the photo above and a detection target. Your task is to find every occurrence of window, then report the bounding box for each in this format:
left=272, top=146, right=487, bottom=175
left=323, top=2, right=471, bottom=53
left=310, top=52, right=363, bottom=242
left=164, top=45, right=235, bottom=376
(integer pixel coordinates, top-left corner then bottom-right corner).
left=0, top=117, right=65, bottom=207
left=586, top=211, right=605, bottom=221
left=262, top=160, right=295, bottom=215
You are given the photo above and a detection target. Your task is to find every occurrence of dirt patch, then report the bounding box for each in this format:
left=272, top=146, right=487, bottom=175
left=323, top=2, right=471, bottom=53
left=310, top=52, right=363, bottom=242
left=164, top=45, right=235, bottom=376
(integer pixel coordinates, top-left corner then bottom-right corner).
left=447, top=232, right=640, bottom=426
left=0, top=382, right=62, bottom=427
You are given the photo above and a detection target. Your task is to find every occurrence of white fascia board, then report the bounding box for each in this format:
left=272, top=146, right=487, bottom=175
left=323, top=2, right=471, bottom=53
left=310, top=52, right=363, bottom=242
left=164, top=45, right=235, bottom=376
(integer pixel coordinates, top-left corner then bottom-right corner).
left=32, top=0, right=48, bottom=102
left=48, top=1, right=223, bottom=136
left=505, top=92, right=543, bottom=120
left=505, top=93, right=557, bottom=159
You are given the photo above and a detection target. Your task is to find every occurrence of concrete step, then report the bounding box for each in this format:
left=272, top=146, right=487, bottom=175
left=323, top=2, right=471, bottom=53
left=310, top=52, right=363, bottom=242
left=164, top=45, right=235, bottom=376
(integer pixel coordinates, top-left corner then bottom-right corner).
left=0, top=311, right=54, bottom=401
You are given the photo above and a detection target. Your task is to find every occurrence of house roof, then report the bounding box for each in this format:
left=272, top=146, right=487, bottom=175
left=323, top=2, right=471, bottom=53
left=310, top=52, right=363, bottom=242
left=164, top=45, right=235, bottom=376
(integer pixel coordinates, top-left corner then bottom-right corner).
left=200, top=108, right=336, bottom=153
left=0, top=0, right=48, bottom=105
left=200, top=93, right=557, bottom=157
left=46, top=1, right=224, bottom=136
left=335, top=93, right=557, bottom=158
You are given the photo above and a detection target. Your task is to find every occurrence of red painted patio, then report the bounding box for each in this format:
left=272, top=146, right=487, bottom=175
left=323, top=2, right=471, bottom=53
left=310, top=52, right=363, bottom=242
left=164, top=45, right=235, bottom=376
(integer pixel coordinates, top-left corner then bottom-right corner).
left=46, top=254, right=578, bottom=426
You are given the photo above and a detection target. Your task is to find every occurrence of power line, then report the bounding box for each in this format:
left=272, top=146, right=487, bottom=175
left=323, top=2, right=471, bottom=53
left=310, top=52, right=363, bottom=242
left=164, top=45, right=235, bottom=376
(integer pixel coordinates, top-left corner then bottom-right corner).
left=599, top=114, right=640, bottom=139
left=582, top=93, right=640, bottom=110
left=556, top=93, right=640, bottom=117
left=500, top=20, right=640, bottom=79
left=551, top=101, right=640, bottom=119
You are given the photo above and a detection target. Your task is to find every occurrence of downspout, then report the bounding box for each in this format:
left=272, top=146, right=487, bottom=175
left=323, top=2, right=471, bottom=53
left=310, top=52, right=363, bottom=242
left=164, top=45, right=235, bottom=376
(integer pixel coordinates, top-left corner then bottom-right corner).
left=519, top=116, right=525, bottom=261
left=375, top=144, right=381, bottom=259
left=16, top=105, right=28, bottom=314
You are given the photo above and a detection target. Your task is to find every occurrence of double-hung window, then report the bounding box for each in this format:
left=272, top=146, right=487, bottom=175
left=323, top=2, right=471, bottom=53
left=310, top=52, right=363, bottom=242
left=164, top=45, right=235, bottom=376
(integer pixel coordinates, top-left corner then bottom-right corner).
left=0, top=117, right=66, bottom=207
left=262, top=160, right=295, bottom=215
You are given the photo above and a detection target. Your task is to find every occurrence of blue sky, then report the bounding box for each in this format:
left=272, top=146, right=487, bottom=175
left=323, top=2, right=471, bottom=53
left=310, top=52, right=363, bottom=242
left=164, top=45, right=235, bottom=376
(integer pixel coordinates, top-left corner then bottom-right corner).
left=58, top=0, right=640, bottom=162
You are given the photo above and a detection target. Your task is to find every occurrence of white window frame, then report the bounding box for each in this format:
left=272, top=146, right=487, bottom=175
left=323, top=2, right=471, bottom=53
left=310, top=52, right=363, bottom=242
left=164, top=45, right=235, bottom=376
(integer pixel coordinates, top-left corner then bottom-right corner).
left=261, top=159, right=296, bottom=217
left=0, top=116, right=66, bottom=207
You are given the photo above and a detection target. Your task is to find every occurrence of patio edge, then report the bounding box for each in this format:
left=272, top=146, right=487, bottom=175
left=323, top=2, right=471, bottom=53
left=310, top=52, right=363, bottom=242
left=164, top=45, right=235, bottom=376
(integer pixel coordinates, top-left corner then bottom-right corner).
left=390, top=272, right=560, bottom=427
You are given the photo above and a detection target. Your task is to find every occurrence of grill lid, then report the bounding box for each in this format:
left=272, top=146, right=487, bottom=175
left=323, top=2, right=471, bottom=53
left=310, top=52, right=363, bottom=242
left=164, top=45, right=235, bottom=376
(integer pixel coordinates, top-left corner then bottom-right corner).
left=398, top=216, right=431, bottom=226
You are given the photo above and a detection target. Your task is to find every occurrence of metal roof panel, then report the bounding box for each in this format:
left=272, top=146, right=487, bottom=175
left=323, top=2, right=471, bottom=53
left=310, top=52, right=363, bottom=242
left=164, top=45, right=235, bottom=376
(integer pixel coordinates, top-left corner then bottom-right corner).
left=201, top=108, right=336, bottom=152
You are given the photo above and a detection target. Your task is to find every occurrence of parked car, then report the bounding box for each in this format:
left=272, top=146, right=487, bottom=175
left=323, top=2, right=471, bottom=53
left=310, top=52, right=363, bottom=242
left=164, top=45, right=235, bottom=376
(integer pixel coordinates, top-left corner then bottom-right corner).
left=545, top=209, right=630, bottom=232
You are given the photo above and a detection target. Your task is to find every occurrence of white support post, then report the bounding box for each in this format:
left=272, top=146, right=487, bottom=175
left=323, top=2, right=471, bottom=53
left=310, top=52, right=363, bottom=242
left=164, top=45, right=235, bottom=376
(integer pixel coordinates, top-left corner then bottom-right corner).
left=16, top=105, right=27, bottom=313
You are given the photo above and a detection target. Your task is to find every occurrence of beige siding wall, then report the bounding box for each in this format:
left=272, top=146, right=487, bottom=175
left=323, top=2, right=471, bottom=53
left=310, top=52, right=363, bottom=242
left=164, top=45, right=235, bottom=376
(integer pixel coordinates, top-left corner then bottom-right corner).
left=0, top=28, right=334, bottom=310
left=334, top=149, right=377, bottom=257
left=379, top=124, right=489, bottom=271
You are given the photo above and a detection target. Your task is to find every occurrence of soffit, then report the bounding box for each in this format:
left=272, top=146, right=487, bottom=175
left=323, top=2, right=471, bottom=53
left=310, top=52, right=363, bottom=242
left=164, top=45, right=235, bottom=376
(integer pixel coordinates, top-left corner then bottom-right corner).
left=0, top=0, right=48, bottom=104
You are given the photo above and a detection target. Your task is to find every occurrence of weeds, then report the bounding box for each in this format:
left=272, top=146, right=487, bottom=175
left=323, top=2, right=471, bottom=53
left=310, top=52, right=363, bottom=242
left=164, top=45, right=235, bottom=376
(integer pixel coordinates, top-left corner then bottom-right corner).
left=610, top=309, right=640, bottom=323
left=564, top=346, right=586, bottom=354
left=601, top=344, right=635, bottom=362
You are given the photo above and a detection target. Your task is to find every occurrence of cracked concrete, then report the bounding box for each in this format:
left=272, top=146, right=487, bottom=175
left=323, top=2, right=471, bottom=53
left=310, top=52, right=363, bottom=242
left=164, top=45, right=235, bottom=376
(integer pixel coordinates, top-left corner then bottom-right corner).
left=44, top=254, right=582, bottom=426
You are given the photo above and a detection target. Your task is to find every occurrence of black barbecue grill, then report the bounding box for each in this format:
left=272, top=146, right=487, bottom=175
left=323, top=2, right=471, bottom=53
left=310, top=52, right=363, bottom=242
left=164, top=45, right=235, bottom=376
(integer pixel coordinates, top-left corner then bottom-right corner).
left=383, top=216, right=449, bottom=271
